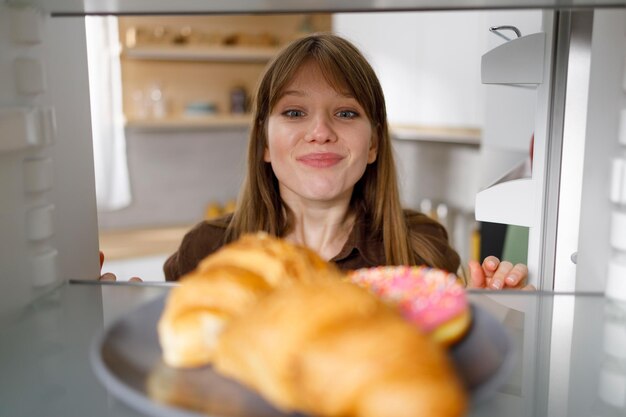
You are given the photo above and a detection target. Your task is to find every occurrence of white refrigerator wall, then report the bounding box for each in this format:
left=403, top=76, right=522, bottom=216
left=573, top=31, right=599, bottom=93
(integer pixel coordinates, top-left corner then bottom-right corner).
left=0, top=8, right=99, bottom=317
left=333, top=11, right=485, bottom=129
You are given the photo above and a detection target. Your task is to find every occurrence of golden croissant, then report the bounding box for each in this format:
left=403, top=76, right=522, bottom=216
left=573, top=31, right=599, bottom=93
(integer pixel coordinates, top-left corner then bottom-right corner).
left=157, top=233, right=467, bottom=417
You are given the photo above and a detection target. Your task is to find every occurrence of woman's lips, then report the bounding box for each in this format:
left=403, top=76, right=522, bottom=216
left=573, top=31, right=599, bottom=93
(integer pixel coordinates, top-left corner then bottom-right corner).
left=297, top=153, right=344, bottom=168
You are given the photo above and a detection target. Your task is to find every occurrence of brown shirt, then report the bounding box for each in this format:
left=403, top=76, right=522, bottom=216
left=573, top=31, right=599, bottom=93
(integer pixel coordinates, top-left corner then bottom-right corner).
left=163, top=210, right=460, bottom=281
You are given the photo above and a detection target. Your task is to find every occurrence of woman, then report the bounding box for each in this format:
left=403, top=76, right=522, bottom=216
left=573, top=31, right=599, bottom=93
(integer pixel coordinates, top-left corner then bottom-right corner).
left=159, top=33, right=529, bottom=290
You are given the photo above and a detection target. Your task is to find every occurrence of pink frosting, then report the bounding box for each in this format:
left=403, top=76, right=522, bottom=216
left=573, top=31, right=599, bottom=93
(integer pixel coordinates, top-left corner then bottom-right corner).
left=348, top=266, right=467, bottom=332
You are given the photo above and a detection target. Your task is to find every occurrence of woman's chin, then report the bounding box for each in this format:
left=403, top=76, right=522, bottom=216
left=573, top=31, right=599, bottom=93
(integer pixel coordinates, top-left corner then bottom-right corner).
left=280, top=180, right=353, bottom=205
left=300, top=188, right=351, bottom=204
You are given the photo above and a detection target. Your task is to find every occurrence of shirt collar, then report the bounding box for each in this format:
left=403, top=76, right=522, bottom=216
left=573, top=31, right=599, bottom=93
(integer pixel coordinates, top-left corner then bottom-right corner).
left=331, top=214, right=385, bottom=266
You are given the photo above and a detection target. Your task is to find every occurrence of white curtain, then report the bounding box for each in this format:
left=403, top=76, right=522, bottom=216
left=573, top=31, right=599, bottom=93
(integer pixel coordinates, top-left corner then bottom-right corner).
left=85, top=16, right=131, bottom=211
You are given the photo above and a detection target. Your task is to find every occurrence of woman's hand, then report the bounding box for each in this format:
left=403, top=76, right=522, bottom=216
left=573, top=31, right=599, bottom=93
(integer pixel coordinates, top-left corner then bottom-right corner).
left=468, top=256, right=535, bottom=291
left=99, top=251, right=117, bottom=281
left=98, top=251, right=143, bottom=282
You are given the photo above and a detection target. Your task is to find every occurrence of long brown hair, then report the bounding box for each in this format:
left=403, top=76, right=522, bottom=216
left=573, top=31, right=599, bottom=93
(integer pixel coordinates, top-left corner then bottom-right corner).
left=226, top=33, right=444, bottom=267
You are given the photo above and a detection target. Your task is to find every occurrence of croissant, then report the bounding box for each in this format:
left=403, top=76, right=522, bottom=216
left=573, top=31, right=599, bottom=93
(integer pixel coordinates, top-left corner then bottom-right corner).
left=158, top=232, right=343, bottom=368
left=213, top=279, right=468, bottom=417
left=196, top=232, right=338, bottom=286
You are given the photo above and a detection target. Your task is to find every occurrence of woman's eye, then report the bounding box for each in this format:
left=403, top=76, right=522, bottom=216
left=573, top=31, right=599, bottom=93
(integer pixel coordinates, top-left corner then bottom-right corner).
left=282, top=109, right=304, bottom=118
left=336, top=110, right=358, bottom=119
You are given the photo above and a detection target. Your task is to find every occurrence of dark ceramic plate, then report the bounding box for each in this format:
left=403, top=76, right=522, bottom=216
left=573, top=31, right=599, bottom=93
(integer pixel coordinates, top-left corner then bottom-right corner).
left=91, top=294, right=515, bottom=417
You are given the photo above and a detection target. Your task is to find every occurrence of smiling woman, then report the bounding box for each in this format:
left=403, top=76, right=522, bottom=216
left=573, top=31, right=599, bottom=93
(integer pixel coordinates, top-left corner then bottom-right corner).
left=264, top=61, right=378, bottom=259
left=161, top=33, right=530, bottom=290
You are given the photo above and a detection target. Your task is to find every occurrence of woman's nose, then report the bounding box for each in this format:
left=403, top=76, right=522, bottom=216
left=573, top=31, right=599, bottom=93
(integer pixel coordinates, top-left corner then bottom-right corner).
left=305, top=114, right=337, bottom=143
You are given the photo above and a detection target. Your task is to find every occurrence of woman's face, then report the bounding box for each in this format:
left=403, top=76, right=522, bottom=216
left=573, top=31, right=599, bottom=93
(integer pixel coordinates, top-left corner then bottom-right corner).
left=265, top=61, right=377, bottom=207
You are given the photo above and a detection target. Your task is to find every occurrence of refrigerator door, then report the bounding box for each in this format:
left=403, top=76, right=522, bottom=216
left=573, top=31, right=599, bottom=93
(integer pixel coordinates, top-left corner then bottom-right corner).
left=0, top=8, right=99, bottom=316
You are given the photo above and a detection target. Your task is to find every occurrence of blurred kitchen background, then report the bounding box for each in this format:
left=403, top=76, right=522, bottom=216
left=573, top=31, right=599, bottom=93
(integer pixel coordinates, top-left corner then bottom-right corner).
left=91, top=11, right=539, bottom=281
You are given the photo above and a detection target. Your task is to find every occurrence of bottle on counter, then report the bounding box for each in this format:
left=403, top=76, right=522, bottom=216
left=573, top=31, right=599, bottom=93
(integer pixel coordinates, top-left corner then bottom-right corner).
left=131, top=89, right=148, bottom=119
left=419, top=198, right=434, bottom=219
left=436, top=202, right=449, bottom=231
left=230, top=86, right=247, bottom=114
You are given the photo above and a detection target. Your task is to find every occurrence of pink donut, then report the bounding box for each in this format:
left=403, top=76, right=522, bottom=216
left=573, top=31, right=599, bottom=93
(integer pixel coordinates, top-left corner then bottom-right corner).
left=348, top=266, right=470, bottom=346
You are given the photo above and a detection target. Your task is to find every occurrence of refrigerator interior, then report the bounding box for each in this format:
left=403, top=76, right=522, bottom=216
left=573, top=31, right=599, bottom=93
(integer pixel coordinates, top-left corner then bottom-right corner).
left=1, top=2, right=625, bottom=310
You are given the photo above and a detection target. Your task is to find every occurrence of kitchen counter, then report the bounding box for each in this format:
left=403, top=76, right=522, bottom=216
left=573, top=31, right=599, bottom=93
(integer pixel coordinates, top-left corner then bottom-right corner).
left=0, top=282, right=623, bottom=417
left=99, top=225, right=191, bottom=260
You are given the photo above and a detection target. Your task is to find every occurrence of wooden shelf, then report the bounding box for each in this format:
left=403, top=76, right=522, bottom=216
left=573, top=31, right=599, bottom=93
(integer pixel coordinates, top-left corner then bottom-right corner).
left=390, top=124, right=481, bottom=146
left=125, top=114, right=252, bottom=131
left=117, top=16, right=333, bottom=125
left=123, top=45, right=280, bottom=62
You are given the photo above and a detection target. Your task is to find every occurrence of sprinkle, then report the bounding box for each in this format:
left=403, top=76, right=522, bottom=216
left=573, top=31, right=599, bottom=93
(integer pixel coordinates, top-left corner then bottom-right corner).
left=348, top=266, right=467, bottom=333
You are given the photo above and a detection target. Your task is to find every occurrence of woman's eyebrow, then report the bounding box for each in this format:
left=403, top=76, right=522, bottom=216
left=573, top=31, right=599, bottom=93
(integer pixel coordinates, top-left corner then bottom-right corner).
left=337, top=91, right=355, bottom=99
left=279, top=89, right=306, bottom=98
left=277, top=89, right=357, bottom=101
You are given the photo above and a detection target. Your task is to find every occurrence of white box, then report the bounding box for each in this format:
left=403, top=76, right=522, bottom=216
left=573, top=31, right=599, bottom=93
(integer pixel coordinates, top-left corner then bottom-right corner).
left=37, top=106, right=56, bottom=145
left=0, top=107, right=38, bottom=152
left=607, top=258, right=626, bottom=301
left=611, top=158, right=626, bottom=204
left=10, top=6, right=44, bottom=44
left=612, top=210, right=626, bottom=251
left=598, top=367, right=626, bottom=409
left=603, top=319, right=626, bottom=359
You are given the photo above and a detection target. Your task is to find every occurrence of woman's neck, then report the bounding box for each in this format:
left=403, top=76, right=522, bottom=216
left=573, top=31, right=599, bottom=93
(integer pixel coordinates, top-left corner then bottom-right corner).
left=283, top=199, right=355, bottom=261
